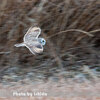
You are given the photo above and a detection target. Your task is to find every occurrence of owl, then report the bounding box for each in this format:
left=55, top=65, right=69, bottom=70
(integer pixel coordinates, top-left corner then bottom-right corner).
left=14, top=27, right=46, bottom=55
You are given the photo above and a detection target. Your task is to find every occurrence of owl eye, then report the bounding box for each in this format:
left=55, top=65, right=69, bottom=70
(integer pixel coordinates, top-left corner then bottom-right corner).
left=42, top=40, right=45, bottom=42
left=40, top=39, right=46, bottom=45
left=41, top=39, right=45, bottom=43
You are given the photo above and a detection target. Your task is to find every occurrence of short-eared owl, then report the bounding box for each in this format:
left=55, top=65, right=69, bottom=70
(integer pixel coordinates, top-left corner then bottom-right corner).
left=14, top=27, right=46, bottom=55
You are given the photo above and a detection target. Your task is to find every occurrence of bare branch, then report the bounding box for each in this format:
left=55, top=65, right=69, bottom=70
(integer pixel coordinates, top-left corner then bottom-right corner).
left=47, top=29, right=95, bottom=39
left=89, top=29, right=100, bottom=33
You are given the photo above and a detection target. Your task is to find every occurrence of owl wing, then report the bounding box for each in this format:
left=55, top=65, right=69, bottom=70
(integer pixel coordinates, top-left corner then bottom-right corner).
left=24, top=27, right=41, bottom=43
left=25, top=42, right=43, bottom=55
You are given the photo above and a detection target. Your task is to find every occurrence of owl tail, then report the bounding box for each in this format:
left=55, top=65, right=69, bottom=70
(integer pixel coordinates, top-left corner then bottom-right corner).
left=14, top=43, right=25, bottom=47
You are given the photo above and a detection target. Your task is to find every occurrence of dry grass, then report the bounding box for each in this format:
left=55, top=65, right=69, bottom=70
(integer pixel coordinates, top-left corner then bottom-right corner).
left=0, top=0, right=100, bottom=99
left=0, top=0, right=100, bottom=67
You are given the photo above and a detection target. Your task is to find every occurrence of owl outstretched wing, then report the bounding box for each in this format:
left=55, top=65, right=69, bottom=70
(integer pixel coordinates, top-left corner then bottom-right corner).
left=25, top=42, right=43, bottom=55
left=24, top=27, right=41, bottom=43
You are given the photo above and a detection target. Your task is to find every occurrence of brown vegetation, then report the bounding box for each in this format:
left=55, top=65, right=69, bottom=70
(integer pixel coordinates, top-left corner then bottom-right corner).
left=0, top=0, right=100, bottom=99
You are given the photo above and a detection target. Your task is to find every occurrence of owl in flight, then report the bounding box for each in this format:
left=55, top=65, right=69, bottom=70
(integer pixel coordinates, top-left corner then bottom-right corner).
left=14, top=27, right=46, bottom=55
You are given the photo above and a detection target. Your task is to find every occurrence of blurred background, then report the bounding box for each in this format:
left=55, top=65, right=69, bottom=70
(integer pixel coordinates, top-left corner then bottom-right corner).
left=0, top=0, right=100, bottom=95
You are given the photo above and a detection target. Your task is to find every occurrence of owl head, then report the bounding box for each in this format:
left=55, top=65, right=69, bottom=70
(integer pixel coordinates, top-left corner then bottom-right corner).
left=38, top=38, right=46, bottom=46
